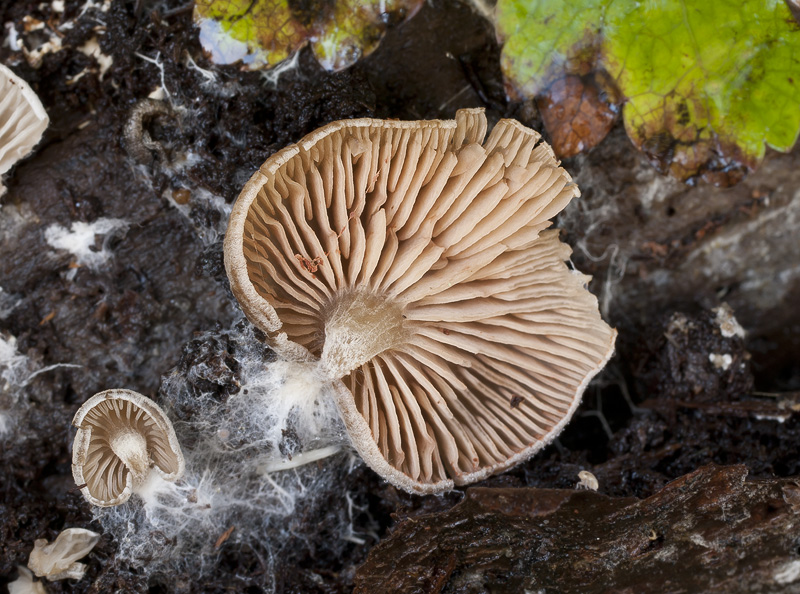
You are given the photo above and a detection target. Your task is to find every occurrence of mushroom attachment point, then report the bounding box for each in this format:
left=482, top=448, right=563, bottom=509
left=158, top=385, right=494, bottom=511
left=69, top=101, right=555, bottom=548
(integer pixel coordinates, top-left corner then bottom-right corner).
left=224, top=108, right=617, bottom=493
left=71, top=389, right=185, bottom=507
left=0, top=64, right=49, bottom=197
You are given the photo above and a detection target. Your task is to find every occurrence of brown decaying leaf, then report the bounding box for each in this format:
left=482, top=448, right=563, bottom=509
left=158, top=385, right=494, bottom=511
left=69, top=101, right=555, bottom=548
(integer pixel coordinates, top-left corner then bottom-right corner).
left=536, top=74, right=619, bottom=158
left=635, top=114, right=750, bottom=187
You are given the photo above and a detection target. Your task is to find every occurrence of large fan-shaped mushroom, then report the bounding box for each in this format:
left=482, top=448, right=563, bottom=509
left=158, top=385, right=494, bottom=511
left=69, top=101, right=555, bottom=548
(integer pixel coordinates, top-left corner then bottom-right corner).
left=225, top=108, right=616, bottom=493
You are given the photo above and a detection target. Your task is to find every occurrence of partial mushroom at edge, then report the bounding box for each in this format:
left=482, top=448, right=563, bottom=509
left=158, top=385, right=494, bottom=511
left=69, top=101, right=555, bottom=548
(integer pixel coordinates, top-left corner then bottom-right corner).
left=71, top=389, right=185, bottom=507
left=224, top=108, right=617, bottom=494
left=0, top=63, right=49, bottom=196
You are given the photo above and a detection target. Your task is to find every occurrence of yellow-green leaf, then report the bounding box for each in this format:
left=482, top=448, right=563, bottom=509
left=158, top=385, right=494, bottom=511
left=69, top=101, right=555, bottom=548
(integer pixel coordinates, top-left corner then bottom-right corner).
left=194, top=0, right=308, bottom=69
left=194, top=0, right=423, bottom=72
left=497, top=0, right=800, bottom=184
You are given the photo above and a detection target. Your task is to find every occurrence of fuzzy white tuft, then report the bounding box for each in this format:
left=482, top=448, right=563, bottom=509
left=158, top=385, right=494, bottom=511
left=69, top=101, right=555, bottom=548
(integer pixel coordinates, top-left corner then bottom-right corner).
left=95, top=322, right=375, bottom=585
left=44, top=217, right=129, bottom=270
left=0, top=333, right=29, bottom=390
left=1, top=332, right=80, bottom=440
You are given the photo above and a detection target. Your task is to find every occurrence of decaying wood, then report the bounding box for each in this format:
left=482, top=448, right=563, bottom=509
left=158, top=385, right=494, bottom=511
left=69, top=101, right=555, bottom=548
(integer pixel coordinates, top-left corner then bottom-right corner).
left=355, top=465, right=800, bottom=593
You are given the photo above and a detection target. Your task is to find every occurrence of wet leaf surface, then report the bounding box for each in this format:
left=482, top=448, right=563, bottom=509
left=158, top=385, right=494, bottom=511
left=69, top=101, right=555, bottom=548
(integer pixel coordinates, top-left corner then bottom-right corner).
left=497, top=0, right=800, bottom=185
left=194, top=0, right=424, bottom=71
left=194, top=0, right=308, bottom=69
left=536, top=73, right=619, bottom=158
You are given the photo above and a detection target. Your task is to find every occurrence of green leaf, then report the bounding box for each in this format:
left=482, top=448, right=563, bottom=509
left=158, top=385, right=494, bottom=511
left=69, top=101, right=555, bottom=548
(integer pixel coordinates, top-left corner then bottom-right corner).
left=497, top=0, right=800, bottom=184
left=194, top=0, right=308, bottom=69
left=311, top=0, right=419, bottom=71
left=194, top=0, right=423, bottom=72
left=497, top=0, right=608, bottom=96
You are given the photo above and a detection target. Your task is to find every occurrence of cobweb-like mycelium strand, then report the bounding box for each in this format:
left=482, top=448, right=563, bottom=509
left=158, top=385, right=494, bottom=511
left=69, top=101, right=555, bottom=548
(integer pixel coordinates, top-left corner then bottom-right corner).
left=224, top=108, right=617, bottom=494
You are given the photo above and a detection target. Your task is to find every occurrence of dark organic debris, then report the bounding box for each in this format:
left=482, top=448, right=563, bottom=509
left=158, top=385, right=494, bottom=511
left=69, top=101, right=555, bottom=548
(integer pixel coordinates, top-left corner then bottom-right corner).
left=122, top=98, right=179, bottom=166
left=633, top=305, right=753, bottom=403
left=355, top=465, right=800, bottom=593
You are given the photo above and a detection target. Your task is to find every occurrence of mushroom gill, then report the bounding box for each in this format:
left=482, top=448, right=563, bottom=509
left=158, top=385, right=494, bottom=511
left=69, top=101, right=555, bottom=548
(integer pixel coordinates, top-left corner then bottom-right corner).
left=224, top=108, right=617, bottom=493
left=72, top=389, right=184, bottom=507
left=0, top=63, right=49, bottom=197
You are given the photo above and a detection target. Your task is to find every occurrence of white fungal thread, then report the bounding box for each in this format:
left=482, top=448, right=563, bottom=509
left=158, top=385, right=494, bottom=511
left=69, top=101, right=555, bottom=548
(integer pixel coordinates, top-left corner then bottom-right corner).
left=94, top=321, right=371, bottom=584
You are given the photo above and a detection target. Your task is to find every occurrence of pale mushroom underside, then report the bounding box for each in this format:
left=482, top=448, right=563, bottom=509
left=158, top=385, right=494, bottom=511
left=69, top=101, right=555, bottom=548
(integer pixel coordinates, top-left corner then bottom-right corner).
left=72, top=390, right=184, bottom=506
left=0, top=64, right=49, bottom=194
left=225, top=108, right=617, bottom=493
left=28, top=528, right=101, bottom=581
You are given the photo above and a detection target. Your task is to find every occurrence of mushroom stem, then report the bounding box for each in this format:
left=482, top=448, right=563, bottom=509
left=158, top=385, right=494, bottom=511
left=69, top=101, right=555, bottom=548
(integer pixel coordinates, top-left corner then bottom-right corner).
left=109, top=429, right=150, bottom=485
left=319, top=289, right=410, bottom=379
left=257, top=445, right=343, bottom=473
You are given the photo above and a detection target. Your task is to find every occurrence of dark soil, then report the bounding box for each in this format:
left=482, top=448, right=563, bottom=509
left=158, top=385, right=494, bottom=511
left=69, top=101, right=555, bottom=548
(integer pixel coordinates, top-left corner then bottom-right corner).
left=1, top=1, right=799, bottom=593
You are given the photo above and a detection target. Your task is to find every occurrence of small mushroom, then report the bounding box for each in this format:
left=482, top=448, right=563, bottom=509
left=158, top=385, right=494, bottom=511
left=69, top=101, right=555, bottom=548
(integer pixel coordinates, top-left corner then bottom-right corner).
left=27, top=527, right=100, bottom=582
left=224, top=108, right=616, bottom=493
left=576, top=470, right=599, bottom=491
left=0, top=64, right=49, bottom=197
left=71, top=389, right=185, bottom=507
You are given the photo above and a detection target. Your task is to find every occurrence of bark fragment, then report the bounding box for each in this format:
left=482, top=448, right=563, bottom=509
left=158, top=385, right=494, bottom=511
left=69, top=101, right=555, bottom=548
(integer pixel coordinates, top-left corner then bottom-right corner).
left=355, top=465, right=800, bottom=593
